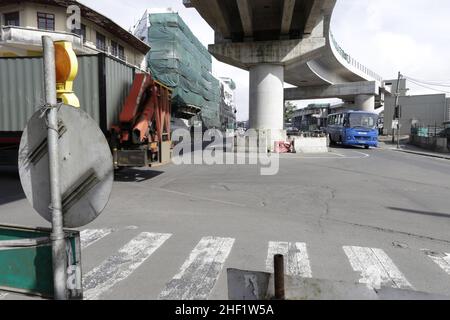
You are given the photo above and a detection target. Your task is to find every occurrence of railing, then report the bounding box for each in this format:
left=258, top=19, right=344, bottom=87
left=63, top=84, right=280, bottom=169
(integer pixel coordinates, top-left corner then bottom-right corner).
left=330, top=31, right=383, bottom=83
left=411, top=125, right=446, bottom=138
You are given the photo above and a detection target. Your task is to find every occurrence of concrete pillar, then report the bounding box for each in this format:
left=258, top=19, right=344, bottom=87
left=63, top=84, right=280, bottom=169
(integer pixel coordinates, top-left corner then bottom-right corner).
left=249, top=64, right=285, bottom=143
left=354, top=95, right=375, bottom=112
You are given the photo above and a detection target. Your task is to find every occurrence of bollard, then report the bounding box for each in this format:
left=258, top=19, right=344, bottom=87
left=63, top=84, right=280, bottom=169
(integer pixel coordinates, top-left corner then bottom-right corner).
left=274, top=254, right=285, bottom=300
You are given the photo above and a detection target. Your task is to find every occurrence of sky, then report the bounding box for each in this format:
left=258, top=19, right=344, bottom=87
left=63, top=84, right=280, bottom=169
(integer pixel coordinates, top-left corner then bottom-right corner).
left=79, top=0, right=450, bottom=121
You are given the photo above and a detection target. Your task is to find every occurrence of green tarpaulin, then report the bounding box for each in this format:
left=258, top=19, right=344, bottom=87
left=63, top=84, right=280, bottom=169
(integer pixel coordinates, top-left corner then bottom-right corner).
left=145, top=13, right=221, bottom=129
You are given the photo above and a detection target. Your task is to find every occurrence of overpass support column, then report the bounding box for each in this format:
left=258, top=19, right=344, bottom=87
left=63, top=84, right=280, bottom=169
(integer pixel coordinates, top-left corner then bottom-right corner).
left=249, top=64, right=286, bottom=145
left=355, top=95, right=375, bottom=112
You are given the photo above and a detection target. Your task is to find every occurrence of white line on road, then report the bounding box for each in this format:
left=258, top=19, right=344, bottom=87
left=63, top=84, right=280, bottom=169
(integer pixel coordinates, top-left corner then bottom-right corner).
left=80, top=229, right=114, bottom=249
left=158, top=237, right=235, bottom=300
left=266, top=242, right=312, bottom=278
left=0, top=292, right=7, bottom=299
left=426, top=252, right=450, bottom=275
left=83, top=232, right=172, bottom=300
left=151, top=187, right=247, bottom=208
left=280, top=151, right=370, bottom=160
left=343, top=246, right=413, bottom=290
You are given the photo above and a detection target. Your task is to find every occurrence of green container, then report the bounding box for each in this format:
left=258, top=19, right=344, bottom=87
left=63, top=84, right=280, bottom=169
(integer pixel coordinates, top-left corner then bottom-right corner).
left=0, top=224, right=81, bottom=299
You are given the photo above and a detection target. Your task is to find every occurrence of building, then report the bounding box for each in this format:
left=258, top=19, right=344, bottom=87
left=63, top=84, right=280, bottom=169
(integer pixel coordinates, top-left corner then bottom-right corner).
left=383, top=79, right=450, bottom=135
left=292, top=104, right=331, bottom=132
left=219, top=77, right=237, bottom=130
left=134, top=9, right=221, bottom=129
left=0, top=0, right=149, bottom=69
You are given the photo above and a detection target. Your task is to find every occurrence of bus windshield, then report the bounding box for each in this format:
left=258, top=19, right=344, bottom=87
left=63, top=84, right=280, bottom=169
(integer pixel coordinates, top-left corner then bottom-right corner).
left=349, top=113, right=377, bottom=129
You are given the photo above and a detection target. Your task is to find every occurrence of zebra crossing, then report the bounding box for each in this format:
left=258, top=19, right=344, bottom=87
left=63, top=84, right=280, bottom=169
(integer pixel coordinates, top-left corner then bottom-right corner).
left=0, top=227, right=449, bottom=300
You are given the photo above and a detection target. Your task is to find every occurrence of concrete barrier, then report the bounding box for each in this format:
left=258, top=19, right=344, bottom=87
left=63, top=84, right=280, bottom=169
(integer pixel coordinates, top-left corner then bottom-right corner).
left=292, top=137, right=329, bottom=154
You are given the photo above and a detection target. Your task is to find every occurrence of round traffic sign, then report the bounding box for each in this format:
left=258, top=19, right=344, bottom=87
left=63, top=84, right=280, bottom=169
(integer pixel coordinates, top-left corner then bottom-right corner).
left=18, top=104, right=113, bottom=228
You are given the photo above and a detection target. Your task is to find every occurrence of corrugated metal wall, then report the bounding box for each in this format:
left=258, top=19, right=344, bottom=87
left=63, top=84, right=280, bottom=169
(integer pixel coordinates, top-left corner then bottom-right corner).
left=74, top=56, right=100, bottom=125
left=0, top=57, right=45, bottom=132
left=104, top=56, right=135, bottom=129
left=0, top=55, right=136, bottom=133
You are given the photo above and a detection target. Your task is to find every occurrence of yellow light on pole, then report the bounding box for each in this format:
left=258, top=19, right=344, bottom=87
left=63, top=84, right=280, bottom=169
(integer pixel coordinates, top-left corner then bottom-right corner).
left=54, top=41, right=80, bottom=108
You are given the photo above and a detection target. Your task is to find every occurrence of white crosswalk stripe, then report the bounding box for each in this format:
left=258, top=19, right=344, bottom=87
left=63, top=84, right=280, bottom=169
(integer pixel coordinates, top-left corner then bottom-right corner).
left=83, top=232, right=172, bottom=300
left=343, top=246, right=413, bottom=290
left=80, top=228, right=114, bottom=249
left=158, top=237, right=235, bottom=300
left=266, top=241, right=312, bottom=278
left=3, top=227, right=450, bottom=300
left=426, top=251, right=450, bottom=275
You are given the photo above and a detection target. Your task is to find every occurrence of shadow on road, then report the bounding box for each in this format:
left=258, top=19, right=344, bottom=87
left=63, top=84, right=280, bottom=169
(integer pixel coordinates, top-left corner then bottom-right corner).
left=387, top=207, right=450, bottom=219
left=0, top=166, right=26, bottom=205
left=114, top=168, right=164, bottom=183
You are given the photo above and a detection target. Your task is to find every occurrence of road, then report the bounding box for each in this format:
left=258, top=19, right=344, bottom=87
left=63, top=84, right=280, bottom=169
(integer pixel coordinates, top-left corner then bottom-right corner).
left=1, top=146, right=450, bottom=300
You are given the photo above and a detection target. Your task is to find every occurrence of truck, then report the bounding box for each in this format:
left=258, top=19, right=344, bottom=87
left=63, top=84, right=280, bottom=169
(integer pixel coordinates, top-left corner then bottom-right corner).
left=0, top=53, right=172, bottom=168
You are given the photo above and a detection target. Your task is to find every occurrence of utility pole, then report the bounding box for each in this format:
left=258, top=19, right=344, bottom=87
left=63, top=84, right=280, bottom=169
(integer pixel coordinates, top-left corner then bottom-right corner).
left=392, top=72, right=402, bottom=146
left=42, top=36, right=67, bottom=300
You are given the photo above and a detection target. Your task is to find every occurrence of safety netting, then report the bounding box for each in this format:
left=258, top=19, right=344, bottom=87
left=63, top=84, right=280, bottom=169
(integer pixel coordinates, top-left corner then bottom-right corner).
left=146, top=13, right=221, bottom=129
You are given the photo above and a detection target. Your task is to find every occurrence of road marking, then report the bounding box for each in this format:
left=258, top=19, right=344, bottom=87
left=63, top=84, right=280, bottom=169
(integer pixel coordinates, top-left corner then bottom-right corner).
left=343, top=246, right=413, bottom=290
left=266, top=242, right=312, bottom=278
left=280, top=151, right=370, bottom=160
left=0, top=292, right=7, bottom=299
left=329, top=152, right=346, bottom=157
left=426, top=252, right=450, bottom=275
left=83, top=232, right=172, bottom=300
left=158, top=237, right=235, bottom=300
left=80, top=228, right=114, bottom=249
left=152, top=187, right=247, bottom=208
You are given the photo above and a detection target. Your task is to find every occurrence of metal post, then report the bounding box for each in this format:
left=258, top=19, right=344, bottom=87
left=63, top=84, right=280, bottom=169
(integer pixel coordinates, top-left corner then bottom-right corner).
left=42, top=36, right=67, bottom=300
left=397, top=105, right=401, bottom=149
left=274, top=254, right=285, bottom=300
left=392, top=72, right=401, bottom=145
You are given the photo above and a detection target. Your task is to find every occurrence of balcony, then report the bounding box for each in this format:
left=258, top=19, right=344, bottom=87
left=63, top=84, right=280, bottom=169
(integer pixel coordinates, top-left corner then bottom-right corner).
left=0, top=26, right=94, bottom=54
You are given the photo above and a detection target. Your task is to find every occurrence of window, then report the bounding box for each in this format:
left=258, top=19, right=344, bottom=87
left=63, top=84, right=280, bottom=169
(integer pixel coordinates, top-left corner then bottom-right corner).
left=75, top=24, right=87, bottom=43
left=118, top=45, right=125, bottom=60
left=96, top=32, right=106, bottom=51
left=4, top=12, right=20, bottom=26
left=37, top=12, right=55, bottom=31
left=110, top=40, right=118, bottom=57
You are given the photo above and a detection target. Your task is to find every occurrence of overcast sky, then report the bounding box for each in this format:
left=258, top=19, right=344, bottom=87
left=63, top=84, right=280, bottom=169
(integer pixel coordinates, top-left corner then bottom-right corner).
left=79, top=0, right=450, bottom=121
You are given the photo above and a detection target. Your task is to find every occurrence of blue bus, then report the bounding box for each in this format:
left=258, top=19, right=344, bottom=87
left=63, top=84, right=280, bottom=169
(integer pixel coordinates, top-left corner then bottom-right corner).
left=327, top=111, right=379, bottom=149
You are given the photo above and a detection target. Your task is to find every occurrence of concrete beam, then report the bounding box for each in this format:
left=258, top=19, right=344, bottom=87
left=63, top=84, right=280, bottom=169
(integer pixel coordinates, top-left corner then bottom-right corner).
left=209, top=37, right=326, bottom=69
left=190, top=0, right=231, bottom=38
left=304, top=0, right=328, bottom=35
left=237, top=0, right=253, bottom=38
left=284, top=81, right=379, bottom=100
left=281, top=0, right=296, bottom=35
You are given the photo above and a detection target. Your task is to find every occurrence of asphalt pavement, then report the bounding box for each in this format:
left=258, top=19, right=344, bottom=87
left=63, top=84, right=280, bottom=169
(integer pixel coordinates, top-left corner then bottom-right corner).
left=1, top=146, right=449, bottom=300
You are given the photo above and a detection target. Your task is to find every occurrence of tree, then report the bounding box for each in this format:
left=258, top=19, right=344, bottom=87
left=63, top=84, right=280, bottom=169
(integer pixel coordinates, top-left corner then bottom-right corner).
left=284, top=101, right=296, bottom=124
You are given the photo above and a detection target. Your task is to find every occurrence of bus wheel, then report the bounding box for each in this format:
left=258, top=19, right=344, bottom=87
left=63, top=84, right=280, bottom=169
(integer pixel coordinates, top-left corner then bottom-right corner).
left=364, top=146, right=370, bottom=149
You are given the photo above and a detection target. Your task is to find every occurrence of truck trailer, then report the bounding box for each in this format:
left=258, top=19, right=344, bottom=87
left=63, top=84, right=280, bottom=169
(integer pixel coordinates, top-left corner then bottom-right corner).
left=0, top=53, right=172, bottom=168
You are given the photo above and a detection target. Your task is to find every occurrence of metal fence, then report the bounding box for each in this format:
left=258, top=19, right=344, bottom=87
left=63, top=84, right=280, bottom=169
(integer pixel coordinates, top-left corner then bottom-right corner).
left=411, top=125, right=446, bottom=138
left=330, top=32, right=383, bottom=83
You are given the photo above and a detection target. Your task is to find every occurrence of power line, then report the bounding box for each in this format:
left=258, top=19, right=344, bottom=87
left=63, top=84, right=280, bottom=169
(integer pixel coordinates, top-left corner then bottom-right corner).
left=403, top=75, right=450, bottom=88
left=406, top=78, right=450, bottom=94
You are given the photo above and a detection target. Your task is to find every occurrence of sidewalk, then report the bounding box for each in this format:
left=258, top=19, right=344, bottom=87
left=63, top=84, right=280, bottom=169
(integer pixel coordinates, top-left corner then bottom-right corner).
left=390, top=144, right=450, bottom=160
left=379, top=136, right=450, bottom=160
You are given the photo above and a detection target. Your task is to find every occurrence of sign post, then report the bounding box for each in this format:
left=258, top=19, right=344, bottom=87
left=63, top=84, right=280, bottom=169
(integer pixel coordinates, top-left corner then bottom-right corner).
left=42, top=35, right=67, bottom=300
